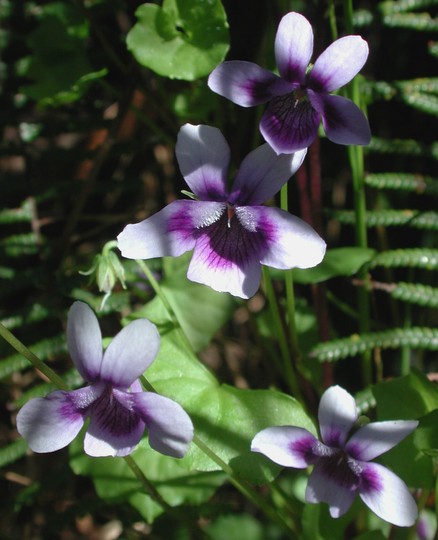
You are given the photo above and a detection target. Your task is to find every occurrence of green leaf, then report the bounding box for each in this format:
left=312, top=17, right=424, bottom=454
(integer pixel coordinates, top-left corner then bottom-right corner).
left=0, top=439, right=28, bottom=468
left=127, top=0, right=229, bottom=80
left=207, top=514, right=264, bottom=540
left=292, top=247, right=376, bottom=284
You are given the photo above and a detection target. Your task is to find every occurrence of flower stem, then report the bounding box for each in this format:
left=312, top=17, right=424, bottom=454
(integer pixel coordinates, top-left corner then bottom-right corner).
left=0, top=322, right=68, bottom=390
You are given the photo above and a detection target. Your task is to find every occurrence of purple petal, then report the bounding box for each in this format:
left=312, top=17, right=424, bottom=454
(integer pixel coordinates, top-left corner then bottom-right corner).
left=101, top=319, right=160, bottom=387
left=85, top=388, right=145, bottom=457
left=251, top=426, right=318, bottom=468
left=306, top=463, right=357, bottom=518
left=346, top=420, right=418, bottom=461
left=258, top=208, right=326, bottom=269
left=275, top=12, right=313, bottom=83
left=359, top=462, right=418, bottom=526
left=208, top=61, right=293, bottom=107
left=313, top=93, right=371, bottom=146
left=230, top=144, right=307, bottom=205
left=308, top=35, right=369, bottom=92
left=132, top=392, right=194, bottom=458
left=176, top=124, right=230, bottom=201
left=16, top=389, right=93, bottom=452
left=67, top=301, right=103, bottom=382
left=117, top=200, right=197, bottom=260
left=318, top=386, right=358, bottom=447
left=260, top=94, right=320, bottom=154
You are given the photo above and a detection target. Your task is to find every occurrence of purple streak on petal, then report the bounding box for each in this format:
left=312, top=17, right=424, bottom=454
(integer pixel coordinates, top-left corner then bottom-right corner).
left=208, top=61, right=293, bottom=107
left=359, top=462, right=418, bottom=526
left=275, top=12, right=314, bottom=83
left=260, top=93, right=320, bottom=154
left=67, top=301, right=103, bottom=382
left=133, top=393, right=193, bottom=458
left=176, top=124, right=230, bottom=201
left=308, top=35, right=369, bottom=92
left=100, top=319, right=160, bottom=387
left=258, top=207, right=326, bottom=270
left=84, top=387, right=145, bottom=457
left=318, top=386, right=358, bottom=447
left=312, top=93, right=371, bottom=146
left=230, top=144, right=307, bottom=205
left=346, top=420, right=418, bottom=461
left=251, top=426, right=319, bottom=468
left=117, top=200, right=196, bottom=260
left=16, top=389, right=91, bottom=453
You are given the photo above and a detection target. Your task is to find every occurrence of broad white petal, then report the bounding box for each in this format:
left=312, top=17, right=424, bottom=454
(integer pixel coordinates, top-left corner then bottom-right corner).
left=67, top=301, right=103, bottom=382
left=346, top=420, right=418, bottom=461
left=318, top=386, right=358, bottom=447
left=359, top=462, right=418, bottom=526
left=251, top=426, right=318, bottom=468
left=101, top=319, right=160, bottom=387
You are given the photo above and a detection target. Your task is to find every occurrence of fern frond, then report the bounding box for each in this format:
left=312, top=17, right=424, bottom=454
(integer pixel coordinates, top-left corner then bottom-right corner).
left=400, top=91, right=438, bottom=115
left=0, top=233, right=39, bottom=257
left=365, top=173, right=438, bottom=195
left=0, top=439, right=28, bottom=469
left=0, top=200, right=33, bottom=224
left=330, top=210, right=438, bottom=229
left=430, top=41, right=438, bottom=58
left=380, top=0, right=438, bottom=15
left=369, top=137, right=438, bottom=159
left=390, top=282, right=438, bottom=308
left=1, top=304, right=54, bottom=331
left=311, top=327, right=438, bottom=362
left=368, top=248, right=438, bottom=270
left=382, top=13, right=438, bottom=32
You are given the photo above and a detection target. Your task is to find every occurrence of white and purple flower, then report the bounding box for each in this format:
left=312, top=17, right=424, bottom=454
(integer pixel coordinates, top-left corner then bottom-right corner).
left=208, top=12, right=371, bottom=154
left=251, top=385, right=418, bottom=526
left=117, top=123, right=326, bottom=299
left=17, top=301, right=194, bottom=458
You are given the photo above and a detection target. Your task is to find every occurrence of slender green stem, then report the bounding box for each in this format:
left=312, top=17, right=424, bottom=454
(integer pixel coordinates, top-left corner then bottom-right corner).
left=0, top=322, right=68, bottom=390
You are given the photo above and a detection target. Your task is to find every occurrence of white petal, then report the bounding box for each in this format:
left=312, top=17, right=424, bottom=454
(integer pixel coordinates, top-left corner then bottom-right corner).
left=318, top=386, right=358, bottom=447
left=101, top=319, right=160, bottom=387
left=346, top=420, right=418, bottom=461
left=67, top=301, right=103, bottom=382
left=359, top=462, right=418, bottom=526
left=306, top=466, right=356, bottom=518
left=251, top=426, right=318, bottom=468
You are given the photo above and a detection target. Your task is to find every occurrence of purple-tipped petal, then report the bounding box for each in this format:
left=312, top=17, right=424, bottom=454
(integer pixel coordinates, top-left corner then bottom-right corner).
left=101, top=319, right=160, bottom=387
left=308, top=35, right=369, bottom=92
left=318, top=386, right=358, bottom=447
left=84, top=388, right=145, bottom=457
left=346, top=420, right=418, bottom=462
left=208, top=61, right=293, bottom=107
left=313, top=93, right=371, bottom=146
left=133, top=392, right=194, bottom=458
left=16, top=389, right=91, bottom=453
left=176, top=124, right=230, bottom=201
left=275, top=12, right=314, bottom=83
left=230, top=144, right=307, bottom=205
left=260, top=94, right=320, bottom=154
left=251, top=426, right=318, bottom=468
left=359, top=462, right=418, bottom=526
left=67, top=301, right=103, bottom=382
left=259, top=208, right=326, bottom=269
left=117, top=200, right=197, bottom=260
left=306, top=463, right=357, bottom=518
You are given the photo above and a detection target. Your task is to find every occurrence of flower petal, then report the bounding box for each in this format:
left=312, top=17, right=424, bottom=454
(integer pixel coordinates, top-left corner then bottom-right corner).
left=117, top=200, right=196, bottom=260
left=260, top=94, right=320, bottom=154
left=306, top=464, right=357, bottom=518
left=318, top=385, right=358, bottom=447
left=84, top=388, right=145, bottom=457
left=208, top=61, right=293, bottom=107
left=101, top=319, right=160, bottom=387
left=308, top=35, right=369, bottom=92
left=258, top=207, right=326, bottom=269
left=67, top=301, right=103, bottom=382
left=16, top=389, right=90, bottom=453
left=132, top=392, right=194, bottom=458
left=230, top=144, right=307, bottom=205
left=275, top=12, right=313, bottom=83
left=359, top=462, right=418, bottom=526
left=176, top=124, right=230, bottom=201
left=346, top=420, right=418, bottom=461
left=313, top=93, right=371, bottom=146
left=251, top=426, right=318, bottom=468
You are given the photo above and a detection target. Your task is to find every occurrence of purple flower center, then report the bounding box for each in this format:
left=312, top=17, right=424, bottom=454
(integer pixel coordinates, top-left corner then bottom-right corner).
left=316, top=446, right=363, bottom=492
left=90, top=386, right=142, bottom=437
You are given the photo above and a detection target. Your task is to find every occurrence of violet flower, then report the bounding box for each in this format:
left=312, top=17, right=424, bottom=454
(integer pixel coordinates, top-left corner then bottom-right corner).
left=17, top=301, right=194, bottom=458
left=251, top=385, right=418, bottom=526
left=208, top=12, right=371, bottom=154
left=117, top=123, right=326, bottom=299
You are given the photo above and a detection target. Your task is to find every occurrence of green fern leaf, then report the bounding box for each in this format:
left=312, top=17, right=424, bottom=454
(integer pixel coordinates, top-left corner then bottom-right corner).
left=368, top=248, right=438, bottom=270
left=0, top=439, right=28, bottom=469
left=383, top=13, right=438, bottom=32
left=330, top=210, right=438, bottom=229
left=369, top=137, right=438, bottom=160
left=365, top=173, right=438, bottom=194
left=380, top=0, right=438, bottom=15
left=390, top=282, right=438, bottom=307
